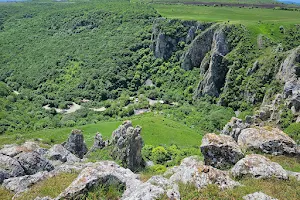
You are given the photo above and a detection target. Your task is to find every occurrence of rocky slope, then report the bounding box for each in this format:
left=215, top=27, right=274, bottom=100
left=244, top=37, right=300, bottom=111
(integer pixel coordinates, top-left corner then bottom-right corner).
left=1, top=120, right=299, bottom=199
left=150, top=18, right=300, bottom=127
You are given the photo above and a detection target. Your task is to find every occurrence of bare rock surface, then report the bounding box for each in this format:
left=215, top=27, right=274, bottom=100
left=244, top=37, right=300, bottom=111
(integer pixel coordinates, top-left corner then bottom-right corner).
left=200, top=133, right=244, bottom=169
left=63, top=129, right=88, bottom=159
left=2, top=171, right=50, bottom=193
left=15, top=151, right=54, bottom=175
left=46, top=144, right=80, bottom=164
left=221, top=117, right=250, bottom=141
left=231, top=154, right=288, bottom=179
left=242, top=192, right=278, bottom=200
left=0, top=154, right=25, bottom=183
left=167, top=156, right=240, bottom=190
left=238, top=127, right=298, bottom=155
left=111, top=121, right=144, bottom=171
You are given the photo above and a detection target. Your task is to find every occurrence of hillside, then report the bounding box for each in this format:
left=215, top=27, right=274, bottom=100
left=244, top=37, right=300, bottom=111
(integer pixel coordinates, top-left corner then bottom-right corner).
left=0, top=0, right=300, bottom=199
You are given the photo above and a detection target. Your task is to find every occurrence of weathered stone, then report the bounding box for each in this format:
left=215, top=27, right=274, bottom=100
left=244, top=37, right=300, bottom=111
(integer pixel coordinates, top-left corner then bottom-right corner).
left=231, top=154, right=288, bottom=179
left=63, top=129, right=88, bottom=159
left=46, top=144, right=80, bottom=163
left=167, top=156, right=240, bottom=190
left=15, top=151, right=54, bottom=175
left=0, top=142, right=46, bottom=158
left=221, top=117, right=250, bottom=141
left=0, top=154, right=25, bottom=183
left=243, top=192, right=278, bottom=200
left=181, top=25, right=218, bottom=70
left=200, top=133, right=244, bottom=169
left=91, top=132, right=106, bottom=151
left=111, top=121, right=144, bottom=171
left=238, top=127, right=298, bottom=155
left=147, top=176, right=180, bottom=200
left=56, top=161, right=139, bottom=199
left=194, top=25, right=230, bottom=97
left=2, top=171, right=49, bottom=193
left=287, top=170, right=300, bottom=181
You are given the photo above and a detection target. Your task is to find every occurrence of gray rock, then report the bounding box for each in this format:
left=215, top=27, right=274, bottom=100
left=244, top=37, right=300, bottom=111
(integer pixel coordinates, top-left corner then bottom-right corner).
left=0, top=142, right=46, bottom=158
left=2, top=171, right=50, bottom=193
left=63, top=129, right=88, bottom=159
left=15, top=151, right=54, bottom=175
left=147, top=176, right=180, bottom=200
left=56, top=161, right=140, bottom=199
left=46, top=144, right=80, bottom=163
left=181, top=25, right=218, bottom=70
left=287, top=170, right=300, bottom=181
left=0, top=154, right=25, bottom=183
left=243, top=192, right=278, bottom=200
left=246, top=60, right=260, bottom=76
left=167, top=156, right=240, bottom=190
left=91, top=132, right=106, bottom=150
left=238, top=127, right=298, bottom=155
left=194, top=25, right=230, bottom=97
left=34, top=197, right=53, bottom=200
left=111, top=121, right=144, bottom=172
left=221, top=117, right=250, bottom=141
left=231, top=154, right=288, bottom=179
left=200, top=133, right=244, bottom=169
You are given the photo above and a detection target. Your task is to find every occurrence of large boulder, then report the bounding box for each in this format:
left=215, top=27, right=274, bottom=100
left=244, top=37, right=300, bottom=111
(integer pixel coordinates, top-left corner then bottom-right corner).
left=221, top=117, right=250, bottom=141
left=167, top=156, right=240, bottom=190
left=231, top=154, right=288, bottom=180
left=57, top=161, right=173, bottom=200
left=243, top=192, right=277, bottom=200
left=238, top=127, right=298, bottom=155
left=0, top=154, right=25, bottom=183
left=15, top=151, right=54, bottom=175
left=111, top=121, right=144, bottom=171
left=200, top=133, right=244, bottom=169
left=46, top=144, right=80, bottom=164
left=63, top=129, right=88, bottom=159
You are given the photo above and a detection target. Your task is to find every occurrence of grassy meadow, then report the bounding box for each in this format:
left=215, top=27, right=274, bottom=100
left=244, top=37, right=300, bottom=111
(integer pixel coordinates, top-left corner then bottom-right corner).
left=152, top=4, right=300, bottom=41
left=0, top=113, right=203, bottom=148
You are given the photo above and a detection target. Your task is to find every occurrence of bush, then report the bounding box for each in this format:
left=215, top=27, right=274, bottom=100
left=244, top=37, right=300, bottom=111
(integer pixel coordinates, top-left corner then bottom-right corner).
left=148, top=164, right=166, bottom=174
left=150, top=146, right=170, bottom=164
left=284, top=123, right=300, bottom=144
left=142, top=145, right=154, bottom=160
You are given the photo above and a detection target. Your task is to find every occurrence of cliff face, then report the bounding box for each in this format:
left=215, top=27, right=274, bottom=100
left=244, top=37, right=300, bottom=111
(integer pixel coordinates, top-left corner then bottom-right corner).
left=150, top=18, right=300, bottom=125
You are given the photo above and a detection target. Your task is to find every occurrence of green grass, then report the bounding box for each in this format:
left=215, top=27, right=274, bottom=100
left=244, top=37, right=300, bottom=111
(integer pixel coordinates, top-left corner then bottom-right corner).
left=177, top=177, right=300, bottom=200
left=138, top=0, right=278, bottom=4
left=267, top=155, right=300, bottom=172
left=0, top=114, right=203, bottom=148
left=0, top=187, right=13, bottom=200
left=16, top=173, right=78, bottom=200
left=152, top=4, right=300, bottom=41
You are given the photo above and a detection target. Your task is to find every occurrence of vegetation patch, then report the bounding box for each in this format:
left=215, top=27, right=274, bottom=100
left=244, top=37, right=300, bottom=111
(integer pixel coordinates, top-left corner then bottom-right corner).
left=16, top=173, right=78, bottom=200
left=0, top=187, right=13, bottom=200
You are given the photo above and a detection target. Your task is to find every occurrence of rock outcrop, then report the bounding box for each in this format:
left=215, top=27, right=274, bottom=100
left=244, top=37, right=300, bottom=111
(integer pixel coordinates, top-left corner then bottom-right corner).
left=15, top=151, right=54, bottom=175
left=231, top=154, right=288, bottom=179
left=46, top=144, right=80, bottom=164
left=181, top=25, right=218, bottom=70
left=111, top=121, right=144, bottom=171
left=194, top=26, right=230, bottom=97
left=238, top=127, right=298, bottom=155
left=167, top=156, right=240, bottom=190
left=221, top=117, right=250, bottom=141
left=151, top=19, right=211, bottom=60
left=0, top=154, right=25, bottom=183
left=200, top=133, right=244, bottom=169
left=2, top=171, right=50, bottom=194
left=243, top=192, right=277, bottom=200
left=63, top=129, right=88, bottom=159
left=91, top=132, right=106, bottom=151
left=276, top=46, right=300, bottom=114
